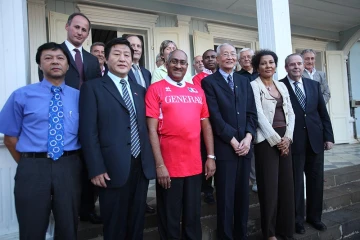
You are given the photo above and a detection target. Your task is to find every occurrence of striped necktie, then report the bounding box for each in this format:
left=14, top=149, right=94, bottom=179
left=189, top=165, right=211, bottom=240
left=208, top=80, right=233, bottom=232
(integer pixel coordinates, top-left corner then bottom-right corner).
left=120, top=79, right=141, bottom=158
left=132, top=65, right=143, bottom=87
left=227, top=74, right=234, bottom=92
left=293, top=81, right=306, bottom=111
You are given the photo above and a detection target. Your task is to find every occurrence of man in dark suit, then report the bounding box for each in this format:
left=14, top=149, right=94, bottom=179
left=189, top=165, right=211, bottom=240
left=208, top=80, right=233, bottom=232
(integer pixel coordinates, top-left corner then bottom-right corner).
left=280, top=53, right=334, bottom=234
left=202, top=43, right=257, bottom=240
left=125, top=35, right=151, bottom=88
left=90, top=42, right=108, bottom=76
left=79, top=37, right=156, bottom=240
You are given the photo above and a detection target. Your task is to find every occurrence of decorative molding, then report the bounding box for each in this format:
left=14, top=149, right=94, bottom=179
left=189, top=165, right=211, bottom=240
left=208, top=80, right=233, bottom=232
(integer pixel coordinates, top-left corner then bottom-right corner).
left=207, top=23, right=258, bottom=42
left=176, top=15, right=191, bottom=27
left=292, top=37, right=328, bottom=51
left=27, top=0, right=47, bottom=84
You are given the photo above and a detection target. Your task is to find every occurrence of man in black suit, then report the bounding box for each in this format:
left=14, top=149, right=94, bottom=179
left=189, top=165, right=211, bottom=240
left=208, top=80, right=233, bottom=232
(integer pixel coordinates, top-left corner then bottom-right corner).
left=39, top=12, right=102, bottom=224
left=79, top=37, right=156, bottom=240
left=125, top=35, right=151, bottom=88
left=202, top=43, right=257, bottom=240
left=90, top=42, right=108, bottom=76
left=280, top=53, right=334, bottom=234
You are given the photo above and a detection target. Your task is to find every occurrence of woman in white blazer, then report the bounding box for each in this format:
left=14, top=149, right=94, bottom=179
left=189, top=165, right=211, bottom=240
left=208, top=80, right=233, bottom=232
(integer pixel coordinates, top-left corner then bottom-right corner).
left=250, top=50, right=295, bottom=240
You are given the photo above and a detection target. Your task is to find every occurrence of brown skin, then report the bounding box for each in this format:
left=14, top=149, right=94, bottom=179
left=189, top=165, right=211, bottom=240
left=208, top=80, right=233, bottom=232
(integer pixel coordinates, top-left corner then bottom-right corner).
left=203, top=50, right=217, bottom=73
left=38, top=49, right=69, bottom=86
left=166, top=50, right=188, bottom=82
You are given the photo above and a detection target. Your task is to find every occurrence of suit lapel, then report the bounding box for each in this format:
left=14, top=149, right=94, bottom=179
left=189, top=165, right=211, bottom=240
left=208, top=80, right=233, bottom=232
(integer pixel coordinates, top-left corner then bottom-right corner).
left=82, top=49, right=89, bottom=80
left=128, top=75, right=143, bottom=120
left=102, top=76, right=127, bottom=110
left=214, top=71, right=233, bottom=95
left=61, top=42, right=79, bottom=74
left=302, top=78, right=312, bottom=112
left=140, top=67, right=150, bottom=88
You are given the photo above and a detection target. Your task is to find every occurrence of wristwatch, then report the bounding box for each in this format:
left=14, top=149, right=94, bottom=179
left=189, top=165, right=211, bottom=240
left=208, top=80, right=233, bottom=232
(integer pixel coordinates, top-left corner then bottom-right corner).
left=207, top=154, right=216, bottom=160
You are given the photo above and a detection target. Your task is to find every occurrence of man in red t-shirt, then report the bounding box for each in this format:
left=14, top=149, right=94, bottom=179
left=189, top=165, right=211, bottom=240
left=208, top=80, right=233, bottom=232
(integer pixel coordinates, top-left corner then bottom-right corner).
left=192, top=49, right=217, bottom=87
left=146, top=49, right=216, bottom=239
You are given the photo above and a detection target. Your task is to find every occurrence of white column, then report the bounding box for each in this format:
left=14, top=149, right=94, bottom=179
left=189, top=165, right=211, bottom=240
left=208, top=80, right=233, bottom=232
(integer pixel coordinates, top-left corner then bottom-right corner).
left=256, top=0, right=292, bottom=79
left=176, top=15, right=192, bottom=74
left=27, top=0, right=47, bottom=83
left=0, top=0, right=29, bottom=237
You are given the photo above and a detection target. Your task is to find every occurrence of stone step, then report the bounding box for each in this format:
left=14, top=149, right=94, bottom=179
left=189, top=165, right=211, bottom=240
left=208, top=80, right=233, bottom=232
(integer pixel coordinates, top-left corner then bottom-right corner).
left=324, top=164, right=360, bottom=189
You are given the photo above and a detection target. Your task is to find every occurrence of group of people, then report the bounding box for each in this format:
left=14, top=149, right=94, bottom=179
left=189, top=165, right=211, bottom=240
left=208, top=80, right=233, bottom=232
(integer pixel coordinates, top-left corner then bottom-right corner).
left=0, top=11, right=335, bottom=240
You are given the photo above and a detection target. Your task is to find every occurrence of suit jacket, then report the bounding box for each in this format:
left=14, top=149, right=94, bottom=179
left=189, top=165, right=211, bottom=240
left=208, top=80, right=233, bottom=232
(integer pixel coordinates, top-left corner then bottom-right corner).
left=128, top=66, right=151, bottom=89
left=280, top=77, right=334, bottom=155
left=201, top=70, right=257, bottom=161
left=302, top=70, right=331, bottom=104
left=79, top=74, right=156, bottom=188
left=39, top=42, right=101, bottom=90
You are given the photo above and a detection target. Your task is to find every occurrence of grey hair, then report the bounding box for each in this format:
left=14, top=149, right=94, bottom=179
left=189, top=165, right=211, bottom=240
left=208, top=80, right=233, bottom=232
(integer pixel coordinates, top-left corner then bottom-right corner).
left=216, top=43, right=236, bottom=56
left=156, top=53, right=162, bottom=62
left=300, top=49, right=317, bottom=57
left=167, top=49, right=188, bottom=63
left=238, top=48, right=254, bottom=58
left=285, top=53, right=303, bottom=66
left=193, top=55, right=202, bottom=64
left=90, top=42, right=105, bottom=52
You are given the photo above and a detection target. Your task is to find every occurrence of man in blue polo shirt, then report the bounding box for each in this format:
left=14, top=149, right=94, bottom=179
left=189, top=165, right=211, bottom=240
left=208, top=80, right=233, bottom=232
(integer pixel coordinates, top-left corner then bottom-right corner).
left=0, top=42, right=81, bottom=240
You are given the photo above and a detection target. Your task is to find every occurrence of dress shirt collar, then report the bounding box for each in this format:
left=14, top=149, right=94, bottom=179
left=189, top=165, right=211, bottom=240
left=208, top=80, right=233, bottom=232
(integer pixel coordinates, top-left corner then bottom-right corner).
left=287, top=75, right=304, bottom=85
left=101, top=65, right=106, bottom=76
left=304, top=68, right=316, bottom=75
left=219, top=68, right=234, bottom=82
left=40, top=78, right=67, bottom=95
left=203, top=68, right=213, bottom=74
left=65, top=40, right=83, bottom=53
left=108, top=71, right=129, bottom=85
left=165, top=75, right=186, bottom=88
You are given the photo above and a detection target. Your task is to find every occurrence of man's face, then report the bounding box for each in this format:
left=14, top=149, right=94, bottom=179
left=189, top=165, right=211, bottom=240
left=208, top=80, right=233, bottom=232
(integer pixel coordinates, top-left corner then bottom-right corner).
left=302, top=52, right=316, bottom=71
left=65, top=15, right=90, bottom=48
left=216, top=45, right=237, bottom=72
left=127, top=36, right=142, bottom=63
left=203, top=50, right=217, bottom=71
left=193, top=56, right=204, bottom=73
left=39, top=49, right=69, bottom=80
left=106, top=44, right=132, bottom=78
left=166, top=50, right=188, bottom=82
left=285, top=55, right=304, bottom=80
left=239, top=50, right=253, bottom=69
left=91, top=45, right=105, bottom=66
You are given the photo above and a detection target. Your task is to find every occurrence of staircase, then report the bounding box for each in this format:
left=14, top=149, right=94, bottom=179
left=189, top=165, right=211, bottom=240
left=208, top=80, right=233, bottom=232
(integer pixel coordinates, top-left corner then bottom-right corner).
left=81, top=164, right=360, bottom=240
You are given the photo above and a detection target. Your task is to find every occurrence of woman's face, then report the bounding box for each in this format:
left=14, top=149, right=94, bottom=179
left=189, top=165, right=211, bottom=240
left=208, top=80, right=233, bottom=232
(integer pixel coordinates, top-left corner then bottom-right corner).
left=257, top=55, right=276, bottom=79
left=162, top=43, right=177, bottom=62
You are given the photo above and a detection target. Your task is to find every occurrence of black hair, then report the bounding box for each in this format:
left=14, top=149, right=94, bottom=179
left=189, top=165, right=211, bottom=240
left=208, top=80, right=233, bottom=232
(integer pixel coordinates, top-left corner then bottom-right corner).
left=251, top=49, right=278, bottom=71
left=104, top=37, right=134, bottom=60
left=35, top=42, right=70, bottom=64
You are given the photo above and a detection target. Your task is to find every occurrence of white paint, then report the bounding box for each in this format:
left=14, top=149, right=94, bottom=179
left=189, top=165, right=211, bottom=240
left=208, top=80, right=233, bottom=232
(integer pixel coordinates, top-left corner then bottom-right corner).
left=256, top=0, right=292, bottom=79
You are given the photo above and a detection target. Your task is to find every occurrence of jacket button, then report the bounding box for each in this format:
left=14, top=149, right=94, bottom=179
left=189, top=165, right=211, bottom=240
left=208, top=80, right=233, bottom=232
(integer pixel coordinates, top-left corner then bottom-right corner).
left=304, top=127, right=306, bottom=129
left=304, top=114, right=306, bottom=117
left=237, top=112, right=239, bottom=114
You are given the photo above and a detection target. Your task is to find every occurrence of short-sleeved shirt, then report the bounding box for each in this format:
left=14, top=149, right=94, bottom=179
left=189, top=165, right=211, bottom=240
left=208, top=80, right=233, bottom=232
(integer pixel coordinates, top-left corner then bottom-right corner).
left=0, top=79, right=80, bottom=152
left=145, top=76, right=209, bottom=177
left=192, top=71, right=212, bottom=87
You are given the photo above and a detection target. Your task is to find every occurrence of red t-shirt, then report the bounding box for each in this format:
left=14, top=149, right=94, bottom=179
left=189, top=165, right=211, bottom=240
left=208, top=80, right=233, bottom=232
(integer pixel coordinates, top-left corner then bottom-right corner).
left=192, top=71, right=211, bottom=87
left=145, top=79, right=209, bottom=177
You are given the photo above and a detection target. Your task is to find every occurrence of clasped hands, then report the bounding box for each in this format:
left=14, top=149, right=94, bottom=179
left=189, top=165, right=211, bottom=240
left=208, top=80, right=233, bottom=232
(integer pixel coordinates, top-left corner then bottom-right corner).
left=277, top=137, right=290, bottom=156
left=231, top=134, right=252, bottom=156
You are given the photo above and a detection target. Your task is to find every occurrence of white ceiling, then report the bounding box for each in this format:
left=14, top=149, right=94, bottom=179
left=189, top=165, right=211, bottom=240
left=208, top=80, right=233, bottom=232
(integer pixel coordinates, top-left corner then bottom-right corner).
left=155, top=0, right=360, bottom=32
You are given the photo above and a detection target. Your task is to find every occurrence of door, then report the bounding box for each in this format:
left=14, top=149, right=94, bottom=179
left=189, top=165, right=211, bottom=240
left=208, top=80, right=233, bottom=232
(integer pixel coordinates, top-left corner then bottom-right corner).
left=193, top=30, right=214, bottom=57
left=48, top=11, right=92, bottom=52
left=326, top=51, right=351, bottom=143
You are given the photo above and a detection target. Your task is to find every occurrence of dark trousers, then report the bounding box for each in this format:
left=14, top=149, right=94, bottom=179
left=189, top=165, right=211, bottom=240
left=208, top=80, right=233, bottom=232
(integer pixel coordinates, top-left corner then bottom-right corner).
left=254, top=127, right=295, bottom=239
left=14, top=154, right=82, bottom=240
left=99, top=156, right=149, bottom=240
left=157, top=174, right=202, bottom=240
left=215, top=157, right=251, bottom=240
left=292, top=141, right=324, bottom=224
left=79, top=154, right=97, bottom=216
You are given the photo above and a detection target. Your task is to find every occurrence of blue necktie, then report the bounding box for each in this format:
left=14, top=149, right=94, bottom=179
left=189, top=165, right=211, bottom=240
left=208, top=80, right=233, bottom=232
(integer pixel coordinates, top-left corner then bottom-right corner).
left=120, top=79, right=141, bottom=158
left=293, top=81, right=306, bottom=111
left=48, top=86, right=64, bottom=160
left=227, top=74, right=234, bottom=92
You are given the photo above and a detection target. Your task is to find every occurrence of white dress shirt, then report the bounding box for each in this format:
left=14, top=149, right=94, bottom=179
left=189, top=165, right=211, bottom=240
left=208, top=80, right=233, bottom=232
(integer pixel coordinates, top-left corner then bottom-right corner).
left=64, top=40, right=83, bottom=61
left=287, top=76, right=306, bottom=97
left=108, top=71, right=136, bottom=112
left=131, top=64, right=146, bottom=88
left=165, top=75, right=186, bottom=88
left=304, top=68, right=316, bottom=80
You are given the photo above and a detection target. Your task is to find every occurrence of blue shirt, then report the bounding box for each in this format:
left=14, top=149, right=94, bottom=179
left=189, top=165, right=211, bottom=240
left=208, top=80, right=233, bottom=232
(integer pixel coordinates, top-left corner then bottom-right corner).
left=0, top=79, right=80, bottom=152
left=219, top=68, right=234, bottom=83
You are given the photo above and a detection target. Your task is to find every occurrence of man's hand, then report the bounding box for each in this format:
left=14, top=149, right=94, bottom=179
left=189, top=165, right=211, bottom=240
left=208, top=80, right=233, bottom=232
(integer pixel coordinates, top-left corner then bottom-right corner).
left=91, top=172, right=111, bottom=188
left=204, top=158, right=216, bottom=180
left=324, top=141, right=334, bottom=150
left=230, top=137, right=240, bottom=153
left=156, top=165, right=171, bottom=189
left=237, top=134, right=252, bottom=156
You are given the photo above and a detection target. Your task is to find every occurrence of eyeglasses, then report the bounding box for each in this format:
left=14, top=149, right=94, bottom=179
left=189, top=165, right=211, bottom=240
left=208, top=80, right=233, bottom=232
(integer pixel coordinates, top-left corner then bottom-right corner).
left=221, top=53, right=237, bottom=58
left=240, top=55, right=252, bottom=60
left=169, top=59, right=188, bottom=66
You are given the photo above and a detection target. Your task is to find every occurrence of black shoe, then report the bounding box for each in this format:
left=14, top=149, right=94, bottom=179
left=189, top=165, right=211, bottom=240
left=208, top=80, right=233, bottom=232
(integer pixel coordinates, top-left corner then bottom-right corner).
left=80, top=212, right=102, bottom=224
left=146, top=204, right=156, bottom=214
left=204, top=192, right=216, bottom=204
left=307, top=221, right=327, bottom=231
left=295, top=223, right=305, bottom=234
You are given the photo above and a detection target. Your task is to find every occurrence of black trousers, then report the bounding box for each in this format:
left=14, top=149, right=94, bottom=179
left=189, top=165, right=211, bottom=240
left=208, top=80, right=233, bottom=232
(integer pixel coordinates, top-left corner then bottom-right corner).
left=215, top=157, right=251, bottom=240
left=14, top=154, right=82, bottom=240
left=99, top=156, right=149, bottom=240
left=292, top=140, right=324, bottom=224
left=79, top=153, right=98, bottom=216
left=254, top=127, right=295, bottom=239
left=156, top=174, right=202, bottom=240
